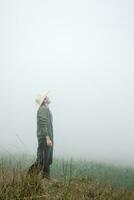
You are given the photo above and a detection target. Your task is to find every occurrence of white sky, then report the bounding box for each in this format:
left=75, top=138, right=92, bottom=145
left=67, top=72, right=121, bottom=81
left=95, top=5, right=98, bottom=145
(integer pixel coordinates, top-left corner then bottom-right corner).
left=0, top=0, right=134, bottom=166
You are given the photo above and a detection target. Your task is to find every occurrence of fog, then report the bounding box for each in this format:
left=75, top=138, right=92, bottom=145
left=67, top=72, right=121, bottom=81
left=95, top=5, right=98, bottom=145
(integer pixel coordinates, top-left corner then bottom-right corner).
left=0, top=0, right=134, bottom=166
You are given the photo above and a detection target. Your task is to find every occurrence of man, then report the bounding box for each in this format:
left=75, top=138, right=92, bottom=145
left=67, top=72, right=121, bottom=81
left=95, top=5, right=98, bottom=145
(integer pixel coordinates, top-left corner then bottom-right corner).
left=28, top=91, right=54, bottom=179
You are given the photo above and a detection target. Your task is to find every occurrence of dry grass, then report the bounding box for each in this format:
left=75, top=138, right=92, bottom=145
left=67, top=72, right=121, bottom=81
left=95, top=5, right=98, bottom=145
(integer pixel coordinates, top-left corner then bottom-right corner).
left=1, top=155, right=134, bottom=199
left=0, top=170, right=134, bottom=200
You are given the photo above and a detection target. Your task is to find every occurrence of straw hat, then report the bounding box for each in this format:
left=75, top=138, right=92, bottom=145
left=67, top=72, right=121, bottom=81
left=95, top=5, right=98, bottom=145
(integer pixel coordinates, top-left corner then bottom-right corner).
left=35, top=91, right=49, bottom=106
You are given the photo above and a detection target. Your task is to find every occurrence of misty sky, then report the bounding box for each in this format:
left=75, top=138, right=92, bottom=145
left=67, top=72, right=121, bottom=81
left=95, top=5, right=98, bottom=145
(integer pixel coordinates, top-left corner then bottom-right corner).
left=0, top=0, right=134, bottom=166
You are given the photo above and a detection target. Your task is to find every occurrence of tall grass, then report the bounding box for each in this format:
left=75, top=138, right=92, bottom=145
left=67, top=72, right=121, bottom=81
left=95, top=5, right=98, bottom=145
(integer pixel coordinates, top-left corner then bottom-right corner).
left=1, top=154, right=134, bottom=199
left=1, top=154, right=134, bottom=189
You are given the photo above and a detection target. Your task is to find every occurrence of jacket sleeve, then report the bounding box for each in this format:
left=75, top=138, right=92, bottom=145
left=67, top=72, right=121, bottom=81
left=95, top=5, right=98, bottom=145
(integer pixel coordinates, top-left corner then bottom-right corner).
left=37, top=107, right=50, bottom=137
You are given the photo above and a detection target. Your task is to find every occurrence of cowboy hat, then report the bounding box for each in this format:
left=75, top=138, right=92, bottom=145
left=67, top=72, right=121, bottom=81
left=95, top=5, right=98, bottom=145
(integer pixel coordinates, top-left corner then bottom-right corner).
left=35, top=91, right=50, bottom=106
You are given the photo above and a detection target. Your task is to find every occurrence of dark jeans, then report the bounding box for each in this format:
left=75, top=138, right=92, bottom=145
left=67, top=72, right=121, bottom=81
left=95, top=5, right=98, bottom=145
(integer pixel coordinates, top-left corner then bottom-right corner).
left=28, top=137, right=52, bottom=178
left=36, top=137, right=51, bottom=177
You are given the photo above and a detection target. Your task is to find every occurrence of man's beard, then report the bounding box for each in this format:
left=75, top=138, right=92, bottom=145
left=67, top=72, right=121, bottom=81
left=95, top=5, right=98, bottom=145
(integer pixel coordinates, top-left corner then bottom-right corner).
left=47, top=99, right=51, bottom=104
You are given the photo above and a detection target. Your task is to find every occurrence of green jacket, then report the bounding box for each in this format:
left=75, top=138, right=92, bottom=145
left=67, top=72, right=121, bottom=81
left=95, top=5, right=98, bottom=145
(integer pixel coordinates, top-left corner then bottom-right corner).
left=37, top=105, right=53, bottom=141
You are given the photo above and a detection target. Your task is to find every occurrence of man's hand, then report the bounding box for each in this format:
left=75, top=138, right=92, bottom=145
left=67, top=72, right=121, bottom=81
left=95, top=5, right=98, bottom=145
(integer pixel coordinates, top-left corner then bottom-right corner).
left=46, top=136, right=53, bottom=146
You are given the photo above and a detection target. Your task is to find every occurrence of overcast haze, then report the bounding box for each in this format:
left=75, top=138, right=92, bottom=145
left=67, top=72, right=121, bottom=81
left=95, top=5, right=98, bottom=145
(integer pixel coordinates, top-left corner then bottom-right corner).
left=0, top=0, right=134, bottom=166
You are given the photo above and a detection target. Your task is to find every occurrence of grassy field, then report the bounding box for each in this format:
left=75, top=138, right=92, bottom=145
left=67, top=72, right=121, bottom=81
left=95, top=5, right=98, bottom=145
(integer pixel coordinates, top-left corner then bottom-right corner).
left=0, top=154, right=134, bottom=199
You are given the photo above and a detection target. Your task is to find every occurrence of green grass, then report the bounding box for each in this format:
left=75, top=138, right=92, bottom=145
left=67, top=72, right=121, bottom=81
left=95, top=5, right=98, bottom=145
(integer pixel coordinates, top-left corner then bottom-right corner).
left=1, top=154, right=134, bottom=199
left=1, top=154, right=134, bottom=189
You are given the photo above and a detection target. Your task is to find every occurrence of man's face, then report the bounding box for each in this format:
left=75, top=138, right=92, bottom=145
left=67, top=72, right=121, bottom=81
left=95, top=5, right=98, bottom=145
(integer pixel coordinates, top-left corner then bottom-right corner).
left=44, top=96, right=51, bottom=105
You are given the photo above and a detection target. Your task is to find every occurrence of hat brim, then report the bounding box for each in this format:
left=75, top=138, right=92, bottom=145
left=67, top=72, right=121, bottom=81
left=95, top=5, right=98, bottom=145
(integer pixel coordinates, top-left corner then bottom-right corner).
left=35, top=91, right=49, bottom=106
left=39, top=93, right=48, bottom=106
